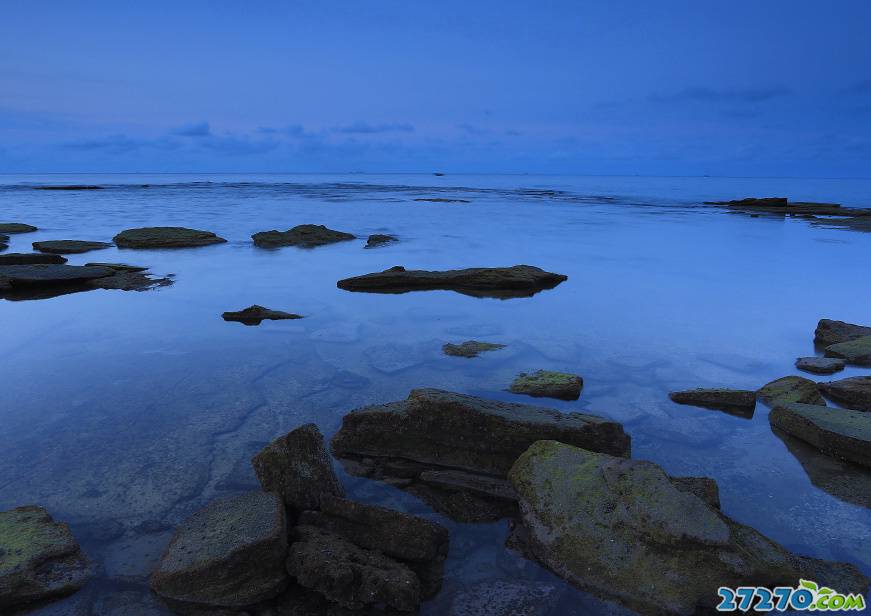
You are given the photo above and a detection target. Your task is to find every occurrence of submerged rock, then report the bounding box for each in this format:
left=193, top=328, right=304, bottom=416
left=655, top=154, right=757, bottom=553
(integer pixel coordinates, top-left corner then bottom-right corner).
left=819, top=377, right=871, bottom=412
left=668, top=388, right=756, bottom=416
left=222, top=305, right=303, bottom=326
left=815, top=318, right=871, bottom=346
left=508, top=440, right=869, bottom=616
left=795, top=356, right=846, bottom=375
left=0, top=505, right=94, bottom=610
left=0, top=253, right=68, bottom=265
left=757, top=376, right=825, bottom=407
left=113, top=227, right=227, bottom=248
left=510, top=370, right=583, bottom=400
left=337, top=265, right=568, bottom=299
left=0, top=223, right=38, bottom=234
left=252, top=424, right=345, bottom=512
left=442, top=340, right=506, bottom=358
left=825, top=336, right=871, bottom=366
left=287, top=525, right=420, bottom=612
left=769, top=403, right=871, bottom=467
left=150, top=491, right=288, bottom=609
left=252, top=224, right=355, bottom=248
left=32, top=240, right=112, bottom=254
left=364, top=233, right=397, bottom=248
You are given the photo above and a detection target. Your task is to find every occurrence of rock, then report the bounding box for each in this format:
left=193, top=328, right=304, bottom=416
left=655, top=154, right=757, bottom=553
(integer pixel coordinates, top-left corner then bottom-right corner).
left=32, top=240, right=112, bottom=254
left=0, top=264, right=114, bottom=286
left=509, top=370, right=583, bottom=400
left=769, top=403, right=871, bottom=467
left=252, top=225, right=355, bottom=248
left=150, top=491, right=288, bottom=609
left=413, top=198, right=470, bottom=203
left=795, top=356, right=846, bottom=375
left=706, top=197, right=788, bottom=207
left=449, top=579, right=562, bottom=616
left=0, top=223, right=38, bottom=233
left=252, top=424, right=344, bottom=512
left=87, top=270, right=173, bottom=292
left=364, top=234, right=397, bottom=248
left=331, top=388, right=630, bottom=477
left=287, top=525, right=420, bottom=612
left=707, top=198, right=871, bottom=217
left=757, top=376, right=825, bottom=407
left=0, top=253, right=68, bottom=265
left=113, top=227, right=227, bottom=248
left=670, top=476, right=721, bottom=509
left=410, top=470, right=519, bottom=522
left=442, top=340, right=506, bottom=358
left=815, top=319, right=871, bottom=346
left=34, top=185, right=103, bottom=190
left=0, top=505, right=94, bottom=610
left=337, top=265, right=568, bottom=299
left=819, top=377, right=871, bottom=412
left=508, top=440, right=869, bottom=615
left=298, top=495, right=448, bottom=598
left=223, top=305, right=304, bottom=326
left=84, top=262, right=148, bottom=272
left=668, top=388, right=756, bottom=416
left=825, top=336, right=871, bottom=366
left=0, top=235, right=7, bottom=251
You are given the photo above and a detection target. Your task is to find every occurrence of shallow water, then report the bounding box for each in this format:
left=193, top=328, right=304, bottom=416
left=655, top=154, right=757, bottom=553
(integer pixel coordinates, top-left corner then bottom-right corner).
left=2, top=173, right=870, bottom=614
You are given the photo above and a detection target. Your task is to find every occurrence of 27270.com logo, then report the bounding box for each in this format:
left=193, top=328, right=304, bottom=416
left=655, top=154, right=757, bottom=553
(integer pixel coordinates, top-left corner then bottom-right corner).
left=717, top=580, right=866, bottom=612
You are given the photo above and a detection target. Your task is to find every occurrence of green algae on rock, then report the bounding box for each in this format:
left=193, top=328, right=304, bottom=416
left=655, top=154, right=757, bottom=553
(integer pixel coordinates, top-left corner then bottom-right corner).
left=825, top=335, right=871, bottom=366
left=509, top=370, right=582, bottom=400
left=757, top=376, right=825, bottom=407
left=442, top=340, right=506, bottom=358
left=769, top=402, right=871, bottom=467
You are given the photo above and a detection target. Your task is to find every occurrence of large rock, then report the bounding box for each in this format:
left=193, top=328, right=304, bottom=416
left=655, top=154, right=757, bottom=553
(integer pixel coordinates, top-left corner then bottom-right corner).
left=795, top=356, right=846, bottom=375
left=815, top=319, right=871, bottom=346
left=252, top=424, right=344, bottom=512
left=442, top=340, right=505, bottom=358
left=668, top=388, right=756, bottom=416
left=252, top=224, right=355, bottom=248
left=298, top=495, right=448, bottom=598
left=32, top=240, right=112, bottom=254
left=757, top=376, right=825, bottom=407
left=0, top=223, right=37, bottom=233
left=336, top=265, right=568, bottom=299
left=0, top=253, right=68, bottom=265
left=509, top=370, right=583, bottom=400
left=0, top=264, right=114, bottom=286
left=331, top=388, right=630, bottom=477
left=222, top=305, right=303, bottom=326
left=0, top=506, right=93, bottom=610
left=113, top=227, right=227, bottom=248
left=769, top=403, right=871, bottom=467
left=819, top=377, right=871, bottom=412
left=509, top=441, right=869, bottom=616
left=825, top=336, right=871, bottom=366
left=287, top=525, right=420, bottom=612
left=150, top=491, right=288, bottom=609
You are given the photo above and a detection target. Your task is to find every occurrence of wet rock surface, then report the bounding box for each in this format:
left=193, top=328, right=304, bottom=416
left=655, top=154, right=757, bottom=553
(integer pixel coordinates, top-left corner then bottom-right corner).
left=113, top=227, right=227, bottom=248
left=0, top=253, right=68, bottom=265
left=337, top=265, right=568, bottom=299
left=795, top=356, right=846, bottom=375
left=222, top=305, right=304, bottom=326
left=0, top=263, right=172, bottom=300
left=769, top=402, right=871, bottom=467
left=668, top=388, right=757, bottom=416
left=364, top=233, right=397, bottom=248
left=84, top=262, right=148, bottom=272
left=757, top=376, right=825, bottom=407
left=0, top=264, right=114, bottom=285
left=0, top=223, right=38, bottom=233
left=707, top=197, right=871, bottom=217
left=252, top=224, right=355, bottom=248
left=449, top=579, right=562, bottom=616
left=252, top=424, right=345, bottom=513
left=32, top=240, right=113, bottom=254
left=508, top=440, right=870, bottom=616
left=814, top=318, right=871, bottom=346
left=509, top=370, right=583, bottom=400
left=0, top=235, right=7, bottom=251
left=819, top=376, right=871, bottom=412
left=150, top=491, right=288, bottom=609
left=825, top=335, right=871, bottom=366
left=442, top=340, right=506, bottom=358
left=0, top=505, right=93, bottom=610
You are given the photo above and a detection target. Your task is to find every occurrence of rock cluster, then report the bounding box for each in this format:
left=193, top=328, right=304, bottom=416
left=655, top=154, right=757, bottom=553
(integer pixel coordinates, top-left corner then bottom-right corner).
left=0, top=263, right=172, bottom=301
left=252, top=224, right=355, bottom=248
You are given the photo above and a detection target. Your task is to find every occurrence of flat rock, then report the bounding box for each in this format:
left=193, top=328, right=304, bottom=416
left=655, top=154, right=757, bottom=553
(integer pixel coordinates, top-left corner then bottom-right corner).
left=815, top=319, right=871, bottom=346
left=337, top=265, right=568, bottom=299
left=819, top=377, right=871, bottom=412
left=449, top=579, right=562, bottom=616
left=252, top=224, right=355, bottom=248
left=252, top=424, right=344, bottom=512
left=113, top=227, right=227, bottom=248
left=706, top=197, right=788, bottom=207
left=287, top=525, right=420, bottom=612
left=757, top=376, right=825, bottom=407
left=510, top=370, right=582, bottom=400
left=668, top=388, right=756, bottom=415
left=0, top=253, right=68, bottom=265
left=414, top=197, right=470, bottom=203
left=795, top=356, right=846, bottom=375
left=84, top=262, right=148, bottom=272
left=34, top=185, right=103, bottom=190
left=32, top=240, right=112, bottom=254
left=769, top=402, right=871, bottom=467
left=331, top=388, right=630, bottom=477
left=509, top=440, right=869, bottom=615
left=150, top=491, right=288, bottom=608
left=0, top=264, right=114, bottom=286
left=825, top=336, right=871, bottom=366
left=85, top=270, right=172, bottom=292
left=0, top=223, right=38, bottom=234
left=443, top=340, right=506, bottom=358
left=364, top=233, right=397, bottom=248
left=222, top=305, right=303, bottom=326
left=0, top=505, right=94, bottom=610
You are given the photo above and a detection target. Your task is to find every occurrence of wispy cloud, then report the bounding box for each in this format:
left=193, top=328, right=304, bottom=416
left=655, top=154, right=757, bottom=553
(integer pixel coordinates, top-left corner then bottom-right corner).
left=330, top=122, right=414, bottom=134
left=650, top=86, right=791, bottom=104
left=172, top=121, right=211, bottom=137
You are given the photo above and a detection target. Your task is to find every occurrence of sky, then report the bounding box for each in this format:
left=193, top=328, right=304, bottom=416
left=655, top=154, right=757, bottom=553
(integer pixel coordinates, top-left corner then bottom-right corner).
left=2, top=1, right=871, bottom=176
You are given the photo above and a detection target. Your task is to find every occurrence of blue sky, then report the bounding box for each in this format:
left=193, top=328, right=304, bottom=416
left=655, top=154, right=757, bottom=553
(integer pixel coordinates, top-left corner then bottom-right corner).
left=2, top=1, right=870, bottom=176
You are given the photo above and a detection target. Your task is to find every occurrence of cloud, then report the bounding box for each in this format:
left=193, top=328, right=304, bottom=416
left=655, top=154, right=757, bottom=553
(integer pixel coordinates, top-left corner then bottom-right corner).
left=330, top=122, right=414, bottom=134
left=649, top=86, right=791, bottom=104
left=172, top=121, right=211, bottom=137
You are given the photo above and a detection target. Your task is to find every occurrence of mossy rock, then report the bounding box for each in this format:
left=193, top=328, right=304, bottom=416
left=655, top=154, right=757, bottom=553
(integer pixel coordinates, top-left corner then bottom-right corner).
left=757, top=376, right=825, bottom=407
left=442, top=340, right=505, bottom=358
left=826, top=336, right=871, bottom=366
left=509, top=370, right=582, bottom=400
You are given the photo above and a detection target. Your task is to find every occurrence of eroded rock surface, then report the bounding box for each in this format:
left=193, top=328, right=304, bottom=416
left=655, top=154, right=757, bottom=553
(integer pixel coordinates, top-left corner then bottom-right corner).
left=510, top=370, right=582, bottom=400
left=223, top=305, right=303, bottom=326
left=32, top=240, right=112, bottom=254
left=795, top=356, right=846, bottom=375
left=252, top=225, right=355, bottom=248
left=815, top=319, right=871, bottom=346
left=769, top=403, right=871, bottom=467
left=442, top=340, right=505, bottom=358
left=113, top=227, right=227, bottom=248
left=819, top=377, right=871, bottom=412
left=757, top=376, right=825, bottom=407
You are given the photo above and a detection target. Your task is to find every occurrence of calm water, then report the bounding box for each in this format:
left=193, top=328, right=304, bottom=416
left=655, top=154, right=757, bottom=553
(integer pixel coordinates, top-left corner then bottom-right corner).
left=2, top=173, right=870, bottom=614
